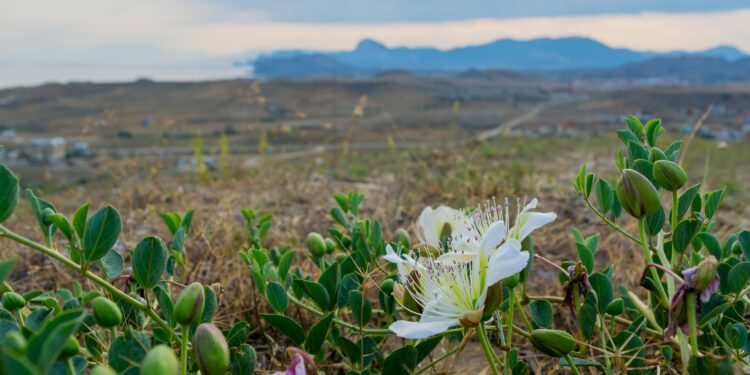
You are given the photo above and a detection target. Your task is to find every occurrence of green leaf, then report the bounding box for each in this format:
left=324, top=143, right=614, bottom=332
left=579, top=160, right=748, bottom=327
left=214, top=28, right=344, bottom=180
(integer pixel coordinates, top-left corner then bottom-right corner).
left=383, top=345, right=418, bottom=375
left=577, top=297, right=597, bottom=339
left=529, top=300, right=553, bottom=328
left=296, top=280, right=331, bottom=311
left=704, top=188, right=725, bottom=220
left=46, top=213, right=75, bottom=243
left=588, top=273, right=613, bottom=312
left=224, top=322, right=250, bottom=348
left=337, top=274, right=360, bottom=308
left=277, top=251, right=295, bottom=282
left=645, top=207, right=665, bottom=236
left=0, top=257, right=16, bottom=284
left=318, top=262, right=340, bottom=308
left=154, top=285, right=174, bottom=327
left=0, top=348, right=40, bottom=375
left=673, top=218, right=700, bottom=253
left=108, top=329, right=151, bottom=372
left=83, top=205, right=122, bottom=263
left=304, top=313, right=333, bottom=355
left=627, top=141, right=649, bottom=162
left=415, top=336, right=443, bottom=364
left=131, top=236, right=168, bottom=290
left=26, top=309, right=85, bottom=374
left=738, top=231, right=750, bottom=260
left=230, top=343, right=256, bottom=375
left=72, top=203, right=89, bottom=240
left=644, top=118, right=663, bottom=147
left=576, top=243, right=593, bottom=272
left=676, top=184, right=700, bottom=219
left=347, top=290, right=372, bottom=326
left=625, top=116, right=643, bottom=139
left=595, top=179, right=614, bottom=214
left=664, top=140, right=683, bottom=160
left=266, top=282, right=288, bottom=313
left=560, top=356, right=603, bottom=368
left=697, top=233, right=722, bottom=260
left=616, top=129, right=640, bottom=146
left=728, top=262, right=750, bottom=293
left=100, top=249, right=124, bottom=279
left=724, top=323, right=747, bottom=349
left=261, top=314, right=305, bottom=346
left=198, top=285, right=217, bottom=324
left=0, top=165, right=19, bottom=223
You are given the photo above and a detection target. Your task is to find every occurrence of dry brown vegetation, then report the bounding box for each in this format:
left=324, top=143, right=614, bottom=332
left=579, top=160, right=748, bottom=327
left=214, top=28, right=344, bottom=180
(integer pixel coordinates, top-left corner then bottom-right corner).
left=2, top=133, right=748, bottom=373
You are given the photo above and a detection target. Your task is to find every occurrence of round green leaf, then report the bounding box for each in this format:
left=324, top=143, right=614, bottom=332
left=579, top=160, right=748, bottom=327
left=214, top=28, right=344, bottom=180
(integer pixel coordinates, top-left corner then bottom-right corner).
left=261, top=314, right=305, bottom=346
left=529, top=299, right=553, bottom=328
left=0, top=165, right=19, bottom=223
left=266, top=282, right=288, bottom=313
left=132, top=237, right=168, bottom=290
left=83, top=206, right=122, bottom=263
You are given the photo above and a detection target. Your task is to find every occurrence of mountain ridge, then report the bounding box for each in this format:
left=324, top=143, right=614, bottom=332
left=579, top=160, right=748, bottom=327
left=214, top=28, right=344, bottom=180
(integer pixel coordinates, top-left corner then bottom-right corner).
left=247, top=36, right=749, bottom=81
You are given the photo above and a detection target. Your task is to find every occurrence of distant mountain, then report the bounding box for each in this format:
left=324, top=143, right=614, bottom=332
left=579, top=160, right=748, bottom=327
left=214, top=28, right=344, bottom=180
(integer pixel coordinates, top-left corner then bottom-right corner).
left=247, top=37, right=749, bottom=80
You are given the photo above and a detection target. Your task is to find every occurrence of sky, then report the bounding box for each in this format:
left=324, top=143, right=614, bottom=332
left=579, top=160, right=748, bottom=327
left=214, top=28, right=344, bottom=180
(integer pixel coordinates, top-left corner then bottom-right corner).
left=2, top=1, right=750, bottom=87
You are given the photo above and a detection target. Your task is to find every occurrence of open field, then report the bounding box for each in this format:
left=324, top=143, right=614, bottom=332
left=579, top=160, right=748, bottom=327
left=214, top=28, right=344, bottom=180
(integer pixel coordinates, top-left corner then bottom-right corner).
left=1, top=77, right=750, bottom=373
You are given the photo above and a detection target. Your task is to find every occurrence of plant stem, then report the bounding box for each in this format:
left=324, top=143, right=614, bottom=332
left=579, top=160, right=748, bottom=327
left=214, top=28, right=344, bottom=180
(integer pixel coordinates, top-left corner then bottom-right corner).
left=288, top=294, right=392, bottom=335
left=477, top=323, right=501, bottom=375
left=686, top=292, right=700, bottom=357
left=180, top=325, right=189, bottom=375
left=66, top=359, right=76, bottom=375
left=0, top=225, right=173, bottom=337
left=637, top=220, right=669, bottom=307
left=564, top=354, right=582, bottom=375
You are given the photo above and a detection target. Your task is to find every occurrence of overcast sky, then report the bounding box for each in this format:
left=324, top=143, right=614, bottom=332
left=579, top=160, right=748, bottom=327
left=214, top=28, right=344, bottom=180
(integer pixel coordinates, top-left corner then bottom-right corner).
left=2, top=1, right=750, bottom=86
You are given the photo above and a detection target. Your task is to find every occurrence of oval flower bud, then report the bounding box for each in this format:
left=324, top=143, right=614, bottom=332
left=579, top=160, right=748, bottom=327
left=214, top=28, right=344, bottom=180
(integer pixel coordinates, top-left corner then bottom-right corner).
left=90, top=366, right=118, bottom=375
left=380, top=278, right=395, bottom=295
left=141, top=345, right=179, bottom=375
left=192, top=323, right=230, bottom=375
left=482, top=282, right=502, bottom=320
left=306, top=232, right=326, bottom=258
left=395, top=228, right=411, bottom=249
left=616, top=169, right=661, bottom=219
left=2, top=292, right=26, bottom=311
left=324, top=238, right=336, bottom=255
left=92, top=297, right=123, bottom=328
left=173, top=282, right=205, bottom=326
left=694, top=256, right=719, bottom=291
left=530, top=329, right=576, bottom=357
left=653, top=160, right=687, bottom=192
left=59, top=336, right=80, bottom=359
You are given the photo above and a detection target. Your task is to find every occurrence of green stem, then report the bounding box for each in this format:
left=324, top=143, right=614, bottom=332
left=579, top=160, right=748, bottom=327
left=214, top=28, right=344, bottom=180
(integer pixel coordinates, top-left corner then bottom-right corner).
left=686, top=293, right=700, bottom=357
left=180, top=325, right=189, bottom=375
left=637, top=220, right=670, bottom=307
left=66, top=359, right=76, bottom=375
left=288, top=295, right=392, bottom=335
left=564, top=354, right=583, bottom=375
left=0, top=225, right=173, bottom=337
left=505, top=291, right=515, bottom=374
left=584, top=198, right=640, bottom=244
left=513, top=293, right=533, bottom=330
left=477, top=324, right=501, bottom=375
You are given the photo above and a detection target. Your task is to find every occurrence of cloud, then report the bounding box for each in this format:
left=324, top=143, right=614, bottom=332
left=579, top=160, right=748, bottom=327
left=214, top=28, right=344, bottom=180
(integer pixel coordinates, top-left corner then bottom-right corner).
left=1, top=0, right=749, bottom=62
